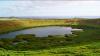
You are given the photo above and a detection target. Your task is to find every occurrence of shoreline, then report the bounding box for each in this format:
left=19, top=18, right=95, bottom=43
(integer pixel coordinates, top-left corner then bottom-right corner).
left=0, top=24, right=99, bottom=35
left=0, top=24, right=67, bottom=35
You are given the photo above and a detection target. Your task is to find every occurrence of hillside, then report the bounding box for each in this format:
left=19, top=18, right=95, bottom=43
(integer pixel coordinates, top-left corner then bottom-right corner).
left=0, top=18, right=100, bottom=56
left=0, top=18, right=78, bottom=34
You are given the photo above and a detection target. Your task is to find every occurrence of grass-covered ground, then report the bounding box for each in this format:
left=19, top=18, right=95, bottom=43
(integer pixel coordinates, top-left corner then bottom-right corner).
left=0, top=18, right=79, bottom=34
left=0, top=24, right=99, bottom=56
left=0, top=18, right=100, bottom=56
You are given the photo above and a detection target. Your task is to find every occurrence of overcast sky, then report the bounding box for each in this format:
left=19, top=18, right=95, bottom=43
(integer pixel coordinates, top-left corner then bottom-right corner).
left=0, top=1, right=100, bottom=18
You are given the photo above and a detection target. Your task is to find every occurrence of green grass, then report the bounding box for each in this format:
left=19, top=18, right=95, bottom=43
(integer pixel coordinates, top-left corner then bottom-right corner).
left=0, top=24, right=99, bottom=56
left=0, top=18, right=100, bottom=56
left=0, top=41, right=100, bottom=56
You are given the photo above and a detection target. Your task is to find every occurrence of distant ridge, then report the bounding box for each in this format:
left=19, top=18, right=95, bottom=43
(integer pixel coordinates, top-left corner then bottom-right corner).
left=0, top=16, right=100, bottom=19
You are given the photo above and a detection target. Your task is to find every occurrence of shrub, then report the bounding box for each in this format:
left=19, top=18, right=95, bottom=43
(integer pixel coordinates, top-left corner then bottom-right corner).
left=0, top=41, right=4, bottom=47
left=14, top=34, right=36, bottom=42
left=48, top=35, right=54, bottom=37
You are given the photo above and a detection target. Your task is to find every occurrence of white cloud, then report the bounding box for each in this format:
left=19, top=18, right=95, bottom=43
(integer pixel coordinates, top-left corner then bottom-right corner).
left=0, top=1, right=100, bottom=17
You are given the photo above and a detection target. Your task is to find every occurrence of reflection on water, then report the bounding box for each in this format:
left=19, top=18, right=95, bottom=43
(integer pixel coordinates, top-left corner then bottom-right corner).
left=0, top=26, right=82, bottom=38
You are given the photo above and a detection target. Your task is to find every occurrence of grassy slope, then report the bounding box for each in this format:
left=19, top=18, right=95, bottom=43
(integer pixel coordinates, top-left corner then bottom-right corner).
left=0, top=19, right=67, bottom=34
left=0, top=18, right=100, bottom=56
left=0, top=18, right=79, bottom=34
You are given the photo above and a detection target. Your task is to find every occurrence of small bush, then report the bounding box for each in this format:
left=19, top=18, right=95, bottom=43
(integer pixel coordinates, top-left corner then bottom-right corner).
left=14, top=34, right=36, bottom=42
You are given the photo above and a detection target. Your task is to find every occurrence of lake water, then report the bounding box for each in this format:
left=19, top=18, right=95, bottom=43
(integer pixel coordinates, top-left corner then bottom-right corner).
left=0, top=26, right=82, bottom=38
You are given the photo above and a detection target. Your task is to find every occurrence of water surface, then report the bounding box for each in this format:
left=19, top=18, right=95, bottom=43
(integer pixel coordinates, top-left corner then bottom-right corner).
left=0, top=26, right=82, bottom=38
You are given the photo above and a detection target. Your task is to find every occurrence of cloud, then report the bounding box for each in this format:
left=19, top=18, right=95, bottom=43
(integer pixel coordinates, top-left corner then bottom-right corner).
left=0, top=1, right=100, bottom=17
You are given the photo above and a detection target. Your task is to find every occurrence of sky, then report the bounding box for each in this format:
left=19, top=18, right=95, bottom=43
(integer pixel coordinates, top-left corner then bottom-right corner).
left=0, top=0, right=100, bottom=18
